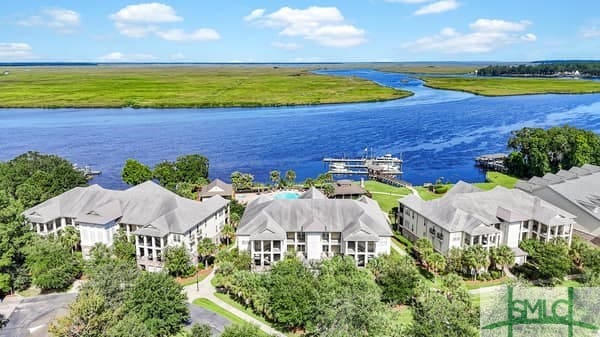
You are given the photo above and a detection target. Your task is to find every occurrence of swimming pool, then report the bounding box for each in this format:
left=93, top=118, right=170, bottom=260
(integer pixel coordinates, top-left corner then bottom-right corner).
left=273, top=191, right=300, bottom=200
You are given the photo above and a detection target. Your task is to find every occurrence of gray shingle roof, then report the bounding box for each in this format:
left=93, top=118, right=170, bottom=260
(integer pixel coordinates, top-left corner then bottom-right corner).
left=23, top=181, right=229, bottom=236
left=199, top=179, right=233, bottom=198
left=401, top=182, right=575, bottom=235
left=238, top=192, right=392, bottom=241
left=515, top=164, right=600, bottom=226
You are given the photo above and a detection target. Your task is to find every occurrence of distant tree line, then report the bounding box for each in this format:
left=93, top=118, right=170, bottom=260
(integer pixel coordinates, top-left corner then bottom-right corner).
left=477, top=62, right=600, bottom=77
left=505, top=126, right=600, bottom=178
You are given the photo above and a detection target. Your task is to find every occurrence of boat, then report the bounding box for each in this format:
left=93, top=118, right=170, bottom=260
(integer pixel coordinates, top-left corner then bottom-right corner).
left=366, top=154, right=402, bottom=175
left=329, top=162, right=349, bottom=173
left=323, top=152, right=403, bottom=176
left=73, top=164, right=102, bottom=179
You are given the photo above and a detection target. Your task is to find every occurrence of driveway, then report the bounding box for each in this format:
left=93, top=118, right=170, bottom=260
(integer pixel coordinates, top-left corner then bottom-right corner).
left=1, top=292, right=229, bottom=337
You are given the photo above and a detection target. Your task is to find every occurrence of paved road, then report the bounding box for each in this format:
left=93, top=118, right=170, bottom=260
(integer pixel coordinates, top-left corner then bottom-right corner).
left=0, top=293, right=76, bottom=337
left=185, top=272, right=286, bottom=337
left=0, top=292, right=229, bottom=337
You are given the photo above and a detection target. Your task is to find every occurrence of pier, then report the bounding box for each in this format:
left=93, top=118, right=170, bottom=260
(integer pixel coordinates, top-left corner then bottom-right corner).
left=475, top=153, right=508, bottom=172
left=323, top=154, right=403, bottom=176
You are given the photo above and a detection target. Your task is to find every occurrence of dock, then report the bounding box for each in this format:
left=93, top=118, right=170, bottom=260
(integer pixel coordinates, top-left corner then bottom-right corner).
left=323, top=153, right=403, bottom=176
left=369, top=174, right=412, bottom=187
left=475, top=153, right=508, bottom=172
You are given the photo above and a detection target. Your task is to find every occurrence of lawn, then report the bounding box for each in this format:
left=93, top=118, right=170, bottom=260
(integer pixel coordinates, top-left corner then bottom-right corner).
left=192, top=298, right=247, bottom=326
left=0, top=66, right=411, bottom=108
left=422, top=76, right=600, bottom=96
left=214, top=293, right=270, bottom=326
left=362, top=180, right=412, bottom=213
left=464, top=276, right=510, bottom=290
left=176, top=267, right=213, bottom=287
left=414, top=172, right=518, bottom=200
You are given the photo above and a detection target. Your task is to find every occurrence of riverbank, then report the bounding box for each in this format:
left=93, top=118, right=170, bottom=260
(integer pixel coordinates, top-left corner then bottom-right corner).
left=421, top=76, right=600, bottom=96
left=0, top=66, right=410, bottom=108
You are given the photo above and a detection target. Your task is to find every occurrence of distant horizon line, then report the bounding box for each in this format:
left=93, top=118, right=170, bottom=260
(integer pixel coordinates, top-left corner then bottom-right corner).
left=1, top=60, right=599, bottom=67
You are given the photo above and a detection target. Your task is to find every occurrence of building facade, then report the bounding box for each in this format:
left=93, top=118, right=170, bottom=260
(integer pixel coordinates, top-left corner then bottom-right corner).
left=237, top=188, right=392, bottom=268
left=515, top=164, right=600, bottom=245
left=24, top=181, right=229, bottom=272
left=399, top=182, right=576, bottom=264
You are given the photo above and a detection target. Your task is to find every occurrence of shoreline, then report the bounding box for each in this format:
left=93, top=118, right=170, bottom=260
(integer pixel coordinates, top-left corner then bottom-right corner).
left=0, top=91, right=413, bottom=109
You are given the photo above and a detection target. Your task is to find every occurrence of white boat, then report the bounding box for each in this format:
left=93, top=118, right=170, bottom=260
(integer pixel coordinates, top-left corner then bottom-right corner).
left=329, top=162, right=349, bottom=173
left=366, top=154, right=402, bottom=175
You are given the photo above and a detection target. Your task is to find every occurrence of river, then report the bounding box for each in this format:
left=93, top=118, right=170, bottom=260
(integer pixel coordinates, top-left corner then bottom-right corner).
left=1, top=69, right=599, bottom=189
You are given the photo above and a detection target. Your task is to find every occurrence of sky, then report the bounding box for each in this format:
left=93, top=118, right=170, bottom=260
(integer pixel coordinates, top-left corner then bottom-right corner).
left=0, top=0, right=599, bottom=62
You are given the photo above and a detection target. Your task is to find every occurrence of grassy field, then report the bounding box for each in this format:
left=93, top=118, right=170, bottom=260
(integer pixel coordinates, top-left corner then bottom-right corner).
left=413, top=172, right=518, bottom=200
left=375, top=64, right=478, bottom=75
left=422, top=76, right=600, bottom=96
left=362, top=180, right=411, bottom=213
left=193, top=298, right=246, bottom=326
left=0, top=66, right=410, bottom=108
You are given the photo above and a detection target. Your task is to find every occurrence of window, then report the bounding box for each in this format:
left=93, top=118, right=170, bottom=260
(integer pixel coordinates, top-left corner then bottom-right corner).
left=331, top=232, right=341, bottom=241
left=321, top=232, right=329, bottom=241
left=331, top=245, right=340, bottom=255
left=138, top=236, right=144, bottom=244
left=273, top=241, right=281, bottom=250
left=348, top=241, right=355, bottom=251
left=263, top=241, right=271, bottom=252
left=358, top=241, right=365, bottom=253
left=254, top=241, right=261, bottom=251
left=323, top=245, right=329, bottom=253
left=154, top=237, right=162, bottom=247
left=139, top=247, right=144, bottom=257
left=367, top=242, right=375, bottom=253
left=297, top=232, right=306, bottom=242
left=287, top=245, right=295, bottom=252
left=287, top=232, right=295, bottom=240
left=173, top=234, right=181, bottom=243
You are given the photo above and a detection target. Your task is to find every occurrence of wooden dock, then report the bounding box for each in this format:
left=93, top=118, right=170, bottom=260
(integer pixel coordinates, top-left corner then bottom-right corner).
left=369, top=173, right=412, bottom=187
left=475, top=153, right=508, bottom=173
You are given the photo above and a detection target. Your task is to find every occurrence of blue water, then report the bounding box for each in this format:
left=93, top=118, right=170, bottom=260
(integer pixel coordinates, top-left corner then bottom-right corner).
left=273, top=192, right=300, bottom=200
left=1, top=69, right=599, bottom=189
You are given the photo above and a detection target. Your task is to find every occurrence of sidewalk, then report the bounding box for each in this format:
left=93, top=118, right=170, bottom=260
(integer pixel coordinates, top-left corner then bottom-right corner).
left=184, top=271, right=285, bottom=337
left=0, top=295, right=22, bottom=321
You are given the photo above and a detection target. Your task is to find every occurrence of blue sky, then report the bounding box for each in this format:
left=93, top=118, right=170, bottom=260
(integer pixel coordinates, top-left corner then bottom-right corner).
left=1, top=1, right=598, bottom=62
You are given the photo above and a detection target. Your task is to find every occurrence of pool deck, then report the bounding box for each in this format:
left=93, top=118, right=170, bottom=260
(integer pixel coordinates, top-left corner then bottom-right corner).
left=235, top=189, right=302, bottom=204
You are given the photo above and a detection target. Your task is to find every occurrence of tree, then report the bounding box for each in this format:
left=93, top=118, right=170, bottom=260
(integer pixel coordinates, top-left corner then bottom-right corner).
left=123, top=272, right=189, bottom=336
left=59, top=225, right=80, bottom=254
left=25, top=237, right=82, bottom=290
left=221, top=224, right=236, bottom=246
left=303, top=178, right=315, bottom=188
left=368, top=254, right=421, bottom=305
left=88, top=243, right=112, bottom=270
left=105, top=314, right=152, bottom=337
left=569, top=237, right=590, bottom=270
left=445, top=247, right=463, bottom=275
left=414, top=238, right=434, bottom=268
left=174, top=154, right=209, bottom=184
left=427, top=252, right=447, bottom=275
left=153, top=161, right=177, bottom=187
left=197, top=238, right=217, bottom=269
left=284, top=170, right=296, bottom=186
left=49, top=288, right=113, bottom=337
left=230, top=172, right=254, bottom=191
left=462, top=245, right=489, bottom=280
left=189, top=323, right=212, bottom=337
left=229, top=200, right=245, bottom=226
left=322, top=183, right=334, bottom=197
left=121, top=159, right=152, bottom=186
left=0, top=152, right=87, bottom=208
left=489, top=245, right=515, bottom=275
left=113, top=228, right=136, bottom=264
left=220, top=323, right=267, bottom=337
left=164, top=245, right=194, bottom=277
left=269, top=170, right=281, bottom=187
left=269, top=256, right=317, bottom=330
left=84, top=260, right=140, bottom=310
left=0, top=196, right=31, bottom=295
left=525, top=238, right=572, bottom=282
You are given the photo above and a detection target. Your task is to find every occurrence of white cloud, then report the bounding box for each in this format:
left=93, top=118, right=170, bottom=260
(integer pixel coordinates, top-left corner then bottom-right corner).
left=0, top=42, right=33, bottom=59
left=581, top=26, right=600, bottom=38
left=110, top=3, right=182, bottom=23
left=156, top=28, right=220, bottom=41
left=110, top=3, right=220, bottom=42
left=414, top=0, right=459, bottom=15
left=521, top=33, right=537, bottom=41
left=469, top=18, right=530, bottom=32
left=98, top=52, right=157, bottom=62
left=246, top=6, right=366, bottom=48
left=244, top=9, right=265, bottom=22
left=402, top=18, right=535, bottom=54
left=17, top=8, right=80, bottom=33
left=272, top=41, right=302, bottom=51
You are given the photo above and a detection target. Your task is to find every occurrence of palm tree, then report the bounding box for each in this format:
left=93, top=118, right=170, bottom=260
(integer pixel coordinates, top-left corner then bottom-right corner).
left=221, top=224, right=236, bottom=246
left=197, top=237, right=217, bottom=269
left=285, top=170, right=296, bottom=187
left=569, top=237, right=589, bottom=270
left=60, top=225, right=80, bottom=254
left=462, top=245, right=489, bottom=280
left=427, top=252, right=446, bottom=275
left=270, top=170, right=281, bottom=189
left=490, top=245, right=515, bottom=276
left=229, top=212, right=241, bottom=227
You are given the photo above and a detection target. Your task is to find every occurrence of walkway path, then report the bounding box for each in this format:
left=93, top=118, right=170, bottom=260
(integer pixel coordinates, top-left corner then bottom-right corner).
left=390, top=239, right=408, bottom=256
left=184, top=271, right=285, bottom=337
